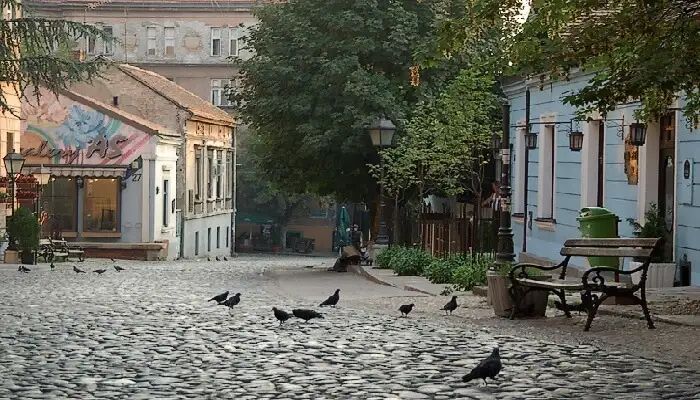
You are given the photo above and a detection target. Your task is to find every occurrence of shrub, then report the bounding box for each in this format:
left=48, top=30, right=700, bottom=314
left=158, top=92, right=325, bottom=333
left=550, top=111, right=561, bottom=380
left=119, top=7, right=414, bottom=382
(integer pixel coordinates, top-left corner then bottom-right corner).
left=7, top=206, right=40, bottom=254
left=388, top=247, right=433, bottom=276
left=375, top=245, right=402, bottom=269
left=424, top=254, right=469, bottom=284
left=451, top=254, right=493, bottom=291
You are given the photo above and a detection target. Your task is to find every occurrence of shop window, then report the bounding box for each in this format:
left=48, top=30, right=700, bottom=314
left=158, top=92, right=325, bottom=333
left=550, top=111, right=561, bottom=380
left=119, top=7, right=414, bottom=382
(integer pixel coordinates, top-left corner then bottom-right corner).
left=45, top=178, right=77, bottom=232
left=83, top=178, right=120, bottom=232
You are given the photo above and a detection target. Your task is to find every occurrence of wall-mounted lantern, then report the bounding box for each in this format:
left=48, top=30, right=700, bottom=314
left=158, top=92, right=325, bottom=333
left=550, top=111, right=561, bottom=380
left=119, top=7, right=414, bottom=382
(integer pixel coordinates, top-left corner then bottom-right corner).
left=568, top=130, right=584, bottom=151
left=525, top=129, right=538, bottom=150
left=629, top=122, right=647, bottom=146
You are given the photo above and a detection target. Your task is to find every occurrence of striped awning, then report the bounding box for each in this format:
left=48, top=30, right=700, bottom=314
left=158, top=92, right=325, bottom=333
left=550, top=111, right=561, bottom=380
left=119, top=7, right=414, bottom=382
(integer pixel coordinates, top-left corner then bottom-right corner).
left=39, top=165, right=128, bottom=178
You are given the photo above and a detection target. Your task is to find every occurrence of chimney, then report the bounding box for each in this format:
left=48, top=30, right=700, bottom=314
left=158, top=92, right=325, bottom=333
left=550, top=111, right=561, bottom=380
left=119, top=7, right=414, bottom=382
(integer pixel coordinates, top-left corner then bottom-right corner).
left=112, top=96, right=119, bottom=107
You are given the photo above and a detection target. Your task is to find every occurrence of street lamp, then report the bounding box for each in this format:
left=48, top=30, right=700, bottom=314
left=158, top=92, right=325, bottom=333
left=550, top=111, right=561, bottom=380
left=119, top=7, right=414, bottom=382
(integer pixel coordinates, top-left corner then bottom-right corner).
left=495, top=103, right=515, bottom=266
left=368, top=117, right=396, bottom=245
left=3, top=151, right=25, bottom=251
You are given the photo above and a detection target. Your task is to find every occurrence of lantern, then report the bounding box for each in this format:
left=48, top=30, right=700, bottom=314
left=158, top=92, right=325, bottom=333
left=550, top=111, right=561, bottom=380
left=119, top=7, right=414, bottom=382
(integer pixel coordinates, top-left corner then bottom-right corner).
left=629, top=122, right=647, bottom=146
left=569, top=130, right=584, bottom=151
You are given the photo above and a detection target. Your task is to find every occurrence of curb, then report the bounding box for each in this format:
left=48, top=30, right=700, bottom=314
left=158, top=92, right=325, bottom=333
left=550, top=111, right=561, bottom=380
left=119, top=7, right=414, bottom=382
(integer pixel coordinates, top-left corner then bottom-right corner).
left=348, top=264, right=394, bottom=287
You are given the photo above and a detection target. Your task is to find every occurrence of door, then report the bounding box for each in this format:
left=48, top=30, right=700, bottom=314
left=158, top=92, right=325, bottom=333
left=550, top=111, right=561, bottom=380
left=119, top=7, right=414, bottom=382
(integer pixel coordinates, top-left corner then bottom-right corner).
left=658, top=113, right=675, bottom=260
left=597, top=121, right=605, bottom=207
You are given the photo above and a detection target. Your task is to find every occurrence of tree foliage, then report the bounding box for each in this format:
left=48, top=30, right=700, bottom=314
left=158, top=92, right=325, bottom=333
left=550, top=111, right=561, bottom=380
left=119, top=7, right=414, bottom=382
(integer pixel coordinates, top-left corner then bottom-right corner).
left=371, top=69, right=499, bottom=198
left=234, top=0, right=477, bottom=201
left=512, top=0, right=700, bottom=124
left=0, top=0, right=108, bottom=115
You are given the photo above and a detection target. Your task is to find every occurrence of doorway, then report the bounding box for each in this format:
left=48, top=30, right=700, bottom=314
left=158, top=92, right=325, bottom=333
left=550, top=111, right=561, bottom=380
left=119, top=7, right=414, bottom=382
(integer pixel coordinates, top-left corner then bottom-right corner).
left=658, top=113, right=675, bottom=260
left=596, top=121, right=605, bottom=207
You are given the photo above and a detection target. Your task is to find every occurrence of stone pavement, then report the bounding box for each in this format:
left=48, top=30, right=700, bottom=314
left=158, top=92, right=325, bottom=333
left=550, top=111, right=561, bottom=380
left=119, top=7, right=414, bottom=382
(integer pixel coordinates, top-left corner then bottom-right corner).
left=0, top=256, right=699, bottom=399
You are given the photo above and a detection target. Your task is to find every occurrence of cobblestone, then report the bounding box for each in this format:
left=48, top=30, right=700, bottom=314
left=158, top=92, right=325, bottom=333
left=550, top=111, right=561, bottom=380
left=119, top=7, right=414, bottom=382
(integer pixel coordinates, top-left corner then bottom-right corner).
left=0, top=256, right=698, bottom=399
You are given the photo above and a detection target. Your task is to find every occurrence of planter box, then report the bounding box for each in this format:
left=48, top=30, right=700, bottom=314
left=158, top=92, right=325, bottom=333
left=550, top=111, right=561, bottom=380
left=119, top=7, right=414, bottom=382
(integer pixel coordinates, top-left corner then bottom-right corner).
left=629, top=261, right=676, bottom=288
left=487, top=270, right=512, bottom=317
left=4, top=249, right=18, bottom=264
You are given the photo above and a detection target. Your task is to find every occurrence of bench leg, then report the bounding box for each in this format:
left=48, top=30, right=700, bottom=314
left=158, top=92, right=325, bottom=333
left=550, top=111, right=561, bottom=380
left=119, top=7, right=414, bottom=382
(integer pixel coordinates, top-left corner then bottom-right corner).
left=639, top=287, right=655, bottom=329
left=554, top=289, right=572, bottom=318
left=583, top=292, right=606, bottom=332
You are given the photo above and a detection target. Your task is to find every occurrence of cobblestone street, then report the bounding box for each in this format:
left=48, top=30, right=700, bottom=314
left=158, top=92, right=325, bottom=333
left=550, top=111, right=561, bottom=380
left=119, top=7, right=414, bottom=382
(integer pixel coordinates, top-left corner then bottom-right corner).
left=1, top=256, right=699, bottom=399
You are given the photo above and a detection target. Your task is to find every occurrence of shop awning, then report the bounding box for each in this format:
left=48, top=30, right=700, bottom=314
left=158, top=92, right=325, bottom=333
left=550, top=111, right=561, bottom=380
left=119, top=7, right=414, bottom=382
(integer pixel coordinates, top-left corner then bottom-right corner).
left=43, top=165, right=128, bottom=178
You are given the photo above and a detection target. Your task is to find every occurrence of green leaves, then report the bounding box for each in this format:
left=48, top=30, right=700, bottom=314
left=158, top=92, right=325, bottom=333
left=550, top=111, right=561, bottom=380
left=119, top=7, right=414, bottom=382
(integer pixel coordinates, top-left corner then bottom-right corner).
left=0, top=0, right=109, bottom=115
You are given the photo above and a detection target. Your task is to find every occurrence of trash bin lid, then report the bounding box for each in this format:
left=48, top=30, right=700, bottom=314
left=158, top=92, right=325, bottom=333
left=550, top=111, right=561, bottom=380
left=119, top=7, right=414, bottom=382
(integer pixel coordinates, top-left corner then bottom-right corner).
left=577, top=207, right=617, bottom=221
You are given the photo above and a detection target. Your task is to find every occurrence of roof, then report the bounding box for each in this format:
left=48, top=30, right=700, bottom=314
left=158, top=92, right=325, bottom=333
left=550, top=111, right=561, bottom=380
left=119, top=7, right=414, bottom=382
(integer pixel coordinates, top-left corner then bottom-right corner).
left=60, top=89, right=177, bottom=137
left=117, top=64, right=235, bottom=126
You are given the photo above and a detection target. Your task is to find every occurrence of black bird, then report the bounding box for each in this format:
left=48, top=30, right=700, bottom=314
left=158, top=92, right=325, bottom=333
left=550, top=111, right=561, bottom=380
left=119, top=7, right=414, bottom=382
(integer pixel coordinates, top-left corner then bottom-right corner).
left=114, top=265, right=125, bottom=272
left=221, top=293, right=241, bottom=308
left=18, top=266, right=30, bottom=273
left=93, top=269, right=107, bottom=275
left=223, top=256, right=228, bottom=261
left=215, top=256, right=221, bottom=261
left=399, top=304, right=415, bottom=317
left=73, top=266, right=86, bottom=274
left=50, top=262, right=55, bottom=271
left=462, top=347, right=502, bottom=385
left=441, top=296, right=458, bottom=315
left=207, top=257, right=212, bottom=262
left=292, top=309, right=324, bottom=322
left=272, top=307, right=292, bottom=325
left=110, top=258, right=116, bottom=263
left=319, top=289, right=340, bottom=307
left=208, top=291, right=229, bottom=304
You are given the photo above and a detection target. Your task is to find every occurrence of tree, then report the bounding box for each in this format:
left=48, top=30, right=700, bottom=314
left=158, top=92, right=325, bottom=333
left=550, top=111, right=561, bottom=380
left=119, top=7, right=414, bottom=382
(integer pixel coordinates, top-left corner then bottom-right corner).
left=0, top=0, right=108, bottom=115
left=512, top=0, right=700, bottom=124
left=234, top=0, right=472, bottom=202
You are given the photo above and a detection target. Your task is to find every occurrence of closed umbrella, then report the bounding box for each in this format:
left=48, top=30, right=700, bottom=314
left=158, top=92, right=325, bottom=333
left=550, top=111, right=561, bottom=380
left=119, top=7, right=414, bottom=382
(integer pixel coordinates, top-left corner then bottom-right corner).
left=337, top=207, right=351, bottom=247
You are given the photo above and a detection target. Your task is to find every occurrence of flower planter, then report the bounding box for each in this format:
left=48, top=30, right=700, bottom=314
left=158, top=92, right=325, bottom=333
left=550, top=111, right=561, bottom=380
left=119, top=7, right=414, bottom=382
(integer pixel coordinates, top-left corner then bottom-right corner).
left=629, top=260, right=676, bottom=288
left=4, top=249, right=18, bottom=264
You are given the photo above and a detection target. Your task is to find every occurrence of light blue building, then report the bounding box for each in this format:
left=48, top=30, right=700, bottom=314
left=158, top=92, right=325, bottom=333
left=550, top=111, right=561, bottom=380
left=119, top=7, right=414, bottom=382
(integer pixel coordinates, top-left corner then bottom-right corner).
left=504, top=73, right=698, bottom=286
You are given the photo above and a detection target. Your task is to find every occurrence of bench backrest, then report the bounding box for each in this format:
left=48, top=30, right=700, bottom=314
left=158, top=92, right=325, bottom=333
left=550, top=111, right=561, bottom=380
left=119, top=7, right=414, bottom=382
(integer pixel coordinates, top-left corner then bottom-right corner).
left=560, top=238, right=661, bottom=259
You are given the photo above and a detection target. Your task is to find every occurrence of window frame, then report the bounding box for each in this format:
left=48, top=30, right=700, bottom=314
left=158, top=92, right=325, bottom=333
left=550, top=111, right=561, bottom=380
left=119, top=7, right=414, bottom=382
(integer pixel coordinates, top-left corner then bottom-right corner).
left=536, top=124, right=556, bottom=220
left=216, top=150, right=223, bottom=199
left=102, top=26, right=113, bottom=55
left=210, top=27, right=221, bottom=56
left=164, top=26, right=175, bottom=57
left=86, top=32, right=96, bottom=55
left=146, top=26, right=157, bottom=56
left=229, top=27, right=239, bottom=57
left=82, top=178, right=121, bottom=233
left=162, top=178, right=169, bottom=227
left=194, top=146, right=202, bottom=201
left=207, top=149, right=214, bottom=199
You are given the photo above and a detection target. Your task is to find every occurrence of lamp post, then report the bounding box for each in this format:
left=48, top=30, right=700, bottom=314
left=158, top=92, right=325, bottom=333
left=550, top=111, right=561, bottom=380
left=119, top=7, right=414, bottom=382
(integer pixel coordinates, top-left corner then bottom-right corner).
left=495, top=103, right=515, bottom=266
left=3, top=151, right=25, bottom=251
left=368, top=117, right=396, bottom=245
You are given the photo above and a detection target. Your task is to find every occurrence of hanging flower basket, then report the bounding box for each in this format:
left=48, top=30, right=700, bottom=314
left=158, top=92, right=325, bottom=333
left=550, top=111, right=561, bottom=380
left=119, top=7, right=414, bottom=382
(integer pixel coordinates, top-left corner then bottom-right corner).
left=16, top=190, right=38, bottom=200
left=15, top=175, right=37, bottom=184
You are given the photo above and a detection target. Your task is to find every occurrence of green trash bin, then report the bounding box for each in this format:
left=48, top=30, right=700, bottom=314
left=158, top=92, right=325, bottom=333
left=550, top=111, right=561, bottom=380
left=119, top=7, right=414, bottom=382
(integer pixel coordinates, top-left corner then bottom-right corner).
left=577, top=207, right=621, bottom=268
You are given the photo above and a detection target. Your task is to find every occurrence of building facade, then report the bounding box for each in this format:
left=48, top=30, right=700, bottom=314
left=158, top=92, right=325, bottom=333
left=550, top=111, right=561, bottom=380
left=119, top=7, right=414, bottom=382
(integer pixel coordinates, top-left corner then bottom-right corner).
left=20, top=88, right=180, bottom=259
left=505, top=73, right=699, bottom=286
left=25, top=0, right=256, bottom=112
left=68, top=64, right=235, bottom=259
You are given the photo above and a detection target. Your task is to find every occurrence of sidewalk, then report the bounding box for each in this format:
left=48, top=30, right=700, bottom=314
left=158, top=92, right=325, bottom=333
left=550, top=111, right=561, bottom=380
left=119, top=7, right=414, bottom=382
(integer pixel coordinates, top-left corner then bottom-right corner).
left=350, top=263, right=700, bottom=327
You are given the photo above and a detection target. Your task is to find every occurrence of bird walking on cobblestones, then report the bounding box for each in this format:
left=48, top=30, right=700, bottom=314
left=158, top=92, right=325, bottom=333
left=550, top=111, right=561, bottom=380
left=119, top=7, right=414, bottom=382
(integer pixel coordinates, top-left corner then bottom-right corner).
left=114, top=265, right=125, bottom=272
left=50, top=262, right=55, bottom=271
left=223, top=256, right=228, bottom=261
left=462, top=347, right=502, bottom=385
left=93, top=269, right=106, bottom=275
left=18, top=265, right=30, bottom=273
left=73, top=266, right=86, bottom=274
left=319, top=289, right=340, bottom=307
left=292, top=309, right=324, bottom=322
left=209, top=291, right=229, bottom=304
left=208, top=257, right=212, bottom=261
left=399, top=304, right=414, bottom=317
left=215, top=256, right=221, bottom=261
left=441, top=296, right=458, bottom=315
left=221, top=293, right=241, bottom=309
left=110, top=258, right=116, bottom=263
left=272, top=307, right=292, bottom=325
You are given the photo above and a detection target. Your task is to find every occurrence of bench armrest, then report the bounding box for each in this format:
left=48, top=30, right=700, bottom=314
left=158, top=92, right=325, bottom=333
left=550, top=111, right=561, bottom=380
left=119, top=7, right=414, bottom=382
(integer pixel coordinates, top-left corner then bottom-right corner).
left=509, top=258, right=570, bottom=281
left=582, top=265, right=647, bottom=289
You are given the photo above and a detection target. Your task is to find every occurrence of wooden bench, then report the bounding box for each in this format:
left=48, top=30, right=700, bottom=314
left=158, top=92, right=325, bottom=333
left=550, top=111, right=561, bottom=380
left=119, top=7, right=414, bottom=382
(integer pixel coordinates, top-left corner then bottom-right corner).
left=509, top=238, right=662, bottom=331
left=39, top=239, right=68, bottom=262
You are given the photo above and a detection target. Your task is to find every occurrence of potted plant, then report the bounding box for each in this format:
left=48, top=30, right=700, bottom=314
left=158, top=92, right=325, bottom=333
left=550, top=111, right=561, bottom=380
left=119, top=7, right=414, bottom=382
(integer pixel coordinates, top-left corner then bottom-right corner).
left=7, top=206, right=40, bottom=265
left=627, top=203, right=675, bottom=288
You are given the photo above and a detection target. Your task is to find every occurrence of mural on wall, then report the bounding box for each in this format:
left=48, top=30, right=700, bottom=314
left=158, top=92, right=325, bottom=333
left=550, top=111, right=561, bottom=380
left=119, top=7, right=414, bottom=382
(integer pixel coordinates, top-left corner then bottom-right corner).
left=20, top=89, right=153, bottom=166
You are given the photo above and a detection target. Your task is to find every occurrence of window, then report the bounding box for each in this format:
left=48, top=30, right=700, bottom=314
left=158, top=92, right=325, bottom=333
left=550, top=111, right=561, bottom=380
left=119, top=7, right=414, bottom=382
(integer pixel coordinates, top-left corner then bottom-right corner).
left=229, top=28, right=239, bottom=56
left=83, top=178, right=120, bottom=232
left=164, top=26, right=175, bottom=57
left=207, top=227, right=212, bottom=251
left=86, top=32, right=96, bottom=55
left=195, top=147, right=202, bottom=200
left=211, top=27, right=221, bottom=56
left=207, top=149, right=214, bottom=198
left=537, top=124, right=555, bottom=219
left=7, top=131, right=14, bottom=153
left=226, top=226, right=229, bottom=247
left=211, top=79, right=223, bottom=106
left=513, top=127, right=526, bottom=214
left=103, top=26, right=113, bottom=54
left=216, top=226, right=220, bottom=248
left=163, top=179, right=169, bottom=227
left=195, top=231, right=199, bottom=255
left=216, top=150, right=223, bottom=198
left=225, top=151, right=233, bottom=198
left=147, top=26, right=157, bottom=56
left=45, top=178, right=77, bottom=232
